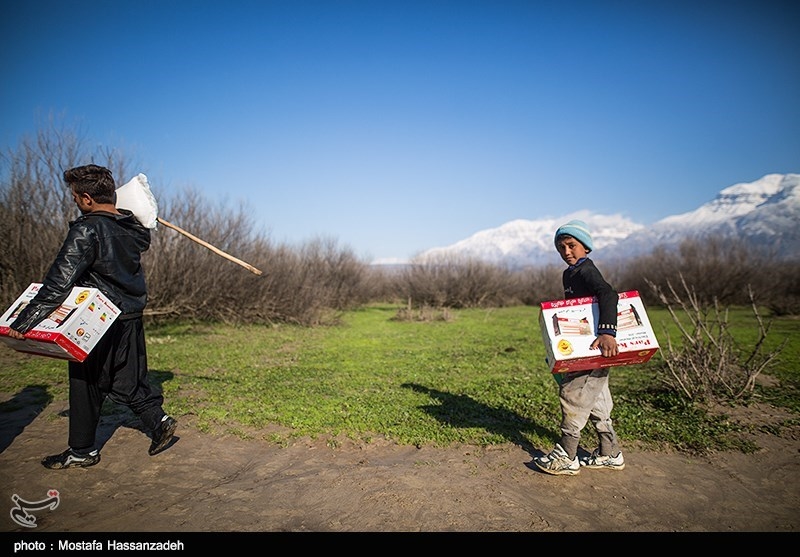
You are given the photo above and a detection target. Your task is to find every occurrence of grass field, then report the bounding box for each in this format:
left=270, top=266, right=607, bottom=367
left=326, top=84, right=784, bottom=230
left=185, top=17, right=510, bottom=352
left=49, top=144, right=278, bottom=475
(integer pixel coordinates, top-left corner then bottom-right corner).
left=2, top=304, right=797, bottom=454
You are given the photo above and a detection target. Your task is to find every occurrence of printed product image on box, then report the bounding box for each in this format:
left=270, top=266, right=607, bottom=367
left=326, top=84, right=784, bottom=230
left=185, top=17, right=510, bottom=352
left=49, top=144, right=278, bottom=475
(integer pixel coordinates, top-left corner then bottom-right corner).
left=539, top=290, right=659, bottom=373
left=552, top=314, right=592, bottom=336
left=0, top=283, right=121, bottom=362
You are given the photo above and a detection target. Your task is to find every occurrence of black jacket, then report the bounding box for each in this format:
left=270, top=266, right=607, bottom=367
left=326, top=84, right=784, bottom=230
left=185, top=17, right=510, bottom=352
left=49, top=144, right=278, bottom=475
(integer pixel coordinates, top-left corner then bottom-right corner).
left=562, top=257, right=618, bottom=336
left=11, top=209, right=151, bottom=334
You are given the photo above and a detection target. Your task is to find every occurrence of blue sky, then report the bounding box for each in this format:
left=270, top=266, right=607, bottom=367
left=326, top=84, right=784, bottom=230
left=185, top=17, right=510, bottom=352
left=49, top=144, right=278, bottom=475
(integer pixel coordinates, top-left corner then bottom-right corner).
left=2, top=1, right=798, bottom=263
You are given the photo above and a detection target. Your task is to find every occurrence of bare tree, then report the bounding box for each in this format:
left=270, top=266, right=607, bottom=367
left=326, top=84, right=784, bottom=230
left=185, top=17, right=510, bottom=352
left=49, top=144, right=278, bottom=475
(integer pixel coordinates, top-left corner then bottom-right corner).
left=397, top=254, right=519, bottom=309
left=619, top=237, right=778, bottom=307
left=0, top=119, right=87, bottom=302
left=646, top=275, right=786, bottom=403
left=1, top=123, right=375, bottom=326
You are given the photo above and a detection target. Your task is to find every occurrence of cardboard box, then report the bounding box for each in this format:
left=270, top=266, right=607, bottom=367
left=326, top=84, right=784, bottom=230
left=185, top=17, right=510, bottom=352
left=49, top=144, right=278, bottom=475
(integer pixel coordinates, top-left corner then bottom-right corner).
left=539, top=290, right=659, bottom=373
left=0, top=283, right=121, bottom=362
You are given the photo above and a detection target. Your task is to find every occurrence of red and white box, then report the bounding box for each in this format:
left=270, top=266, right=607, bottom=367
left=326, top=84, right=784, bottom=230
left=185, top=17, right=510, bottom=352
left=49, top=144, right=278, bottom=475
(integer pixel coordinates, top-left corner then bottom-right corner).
left=0, top=283, right=121, bottom=362
left=539, top=290, right=659, bottom=373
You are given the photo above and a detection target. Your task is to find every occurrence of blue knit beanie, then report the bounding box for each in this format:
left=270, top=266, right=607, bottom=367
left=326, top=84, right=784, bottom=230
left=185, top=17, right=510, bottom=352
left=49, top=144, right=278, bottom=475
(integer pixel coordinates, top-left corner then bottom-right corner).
left=554, top=219, right=593, bottom=253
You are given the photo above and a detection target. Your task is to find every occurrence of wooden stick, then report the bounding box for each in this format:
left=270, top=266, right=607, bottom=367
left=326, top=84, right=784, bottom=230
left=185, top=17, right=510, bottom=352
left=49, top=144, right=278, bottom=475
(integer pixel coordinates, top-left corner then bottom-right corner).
left=156, top=217, right=264, bottom=276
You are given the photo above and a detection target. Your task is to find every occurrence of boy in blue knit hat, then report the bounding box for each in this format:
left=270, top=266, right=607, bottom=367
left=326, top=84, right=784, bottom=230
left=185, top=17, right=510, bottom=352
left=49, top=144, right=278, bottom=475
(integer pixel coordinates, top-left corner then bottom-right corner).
left=533, top=219, right=624, bottom=475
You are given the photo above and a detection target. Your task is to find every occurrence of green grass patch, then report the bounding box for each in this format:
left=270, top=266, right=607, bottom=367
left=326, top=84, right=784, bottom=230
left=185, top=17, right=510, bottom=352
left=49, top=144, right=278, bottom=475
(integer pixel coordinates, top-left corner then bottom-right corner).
left=2, top=305, right=797, bottom=453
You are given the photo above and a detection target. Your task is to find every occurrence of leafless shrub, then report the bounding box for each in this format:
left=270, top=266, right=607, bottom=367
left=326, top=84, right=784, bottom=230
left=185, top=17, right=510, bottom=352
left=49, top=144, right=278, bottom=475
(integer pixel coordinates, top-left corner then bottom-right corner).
left=620, top=237, right=780, bottom=308
left=0, top=117, right=132, bottom=304
left=6, top=123, right=798, bottom=325
left=646, top=275, right=787, bottom=403
left=145, top=194, right=371, bottom=326
left=761, top=261, right=800, bottom=316
left=508, top=264, right=564, bottom=305
left=298, top=236, right=372, bottom=311
left=397, top=254, right=519, bottom=309
left=391, top=297, right=453, bottom=322
left=361, top=265, right=406, bottom=304
left=1, top=123, right=372, bottom=326
left=143, top=187, right=270, bottom=323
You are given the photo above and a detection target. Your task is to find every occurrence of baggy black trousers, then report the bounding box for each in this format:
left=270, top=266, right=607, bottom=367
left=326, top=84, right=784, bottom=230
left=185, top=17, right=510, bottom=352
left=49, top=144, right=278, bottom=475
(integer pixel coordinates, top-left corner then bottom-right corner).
left=66, top=317, right=165, bottom=451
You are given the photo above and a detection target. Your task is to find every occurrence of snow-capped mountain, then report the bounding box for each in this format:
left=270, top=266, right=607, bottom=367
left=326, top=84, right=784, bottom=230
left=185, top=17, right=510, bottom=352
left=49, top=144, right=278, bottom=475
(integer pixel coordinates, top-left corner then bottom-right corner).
left=419, top=212, right=644, bottom=267
left=416, top=173, right=800, bottom=268
left=612, top=173, right=800, bottom=261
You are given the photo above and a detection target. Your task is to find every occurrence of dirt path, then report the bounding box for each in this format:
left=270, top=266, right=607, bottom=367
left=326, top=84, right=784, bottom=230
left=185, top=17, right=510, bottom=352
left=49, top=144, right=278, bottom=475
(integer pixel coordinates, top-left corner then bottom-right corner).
left=1, top=391, right=798, bottom=534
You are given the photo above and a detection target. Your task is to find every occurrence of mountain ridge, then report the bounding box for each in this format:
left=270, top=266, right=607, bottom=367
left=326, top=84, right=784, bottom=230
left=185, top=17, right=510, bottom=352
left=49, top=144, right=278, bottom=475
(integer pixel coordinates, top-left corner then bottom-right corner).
left=412, top=173, right=800, bottom=268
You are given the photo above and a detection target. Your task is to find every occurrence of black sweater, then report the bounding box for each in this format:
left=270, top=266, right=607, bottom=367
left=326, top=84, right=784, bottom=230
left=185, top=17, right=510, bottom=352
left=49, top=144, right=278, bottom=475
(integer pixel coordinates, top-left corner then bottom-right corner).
left=562, top=258, right=618, bottom=337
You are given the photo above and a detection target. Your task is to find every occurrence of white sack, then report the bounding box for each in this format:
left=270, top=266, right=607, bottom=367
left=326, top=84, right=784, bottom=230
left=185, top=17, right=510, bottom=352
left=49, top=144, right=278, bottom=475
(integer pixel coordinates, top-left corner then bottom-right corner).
left=116, top=173, right=159, bottom=229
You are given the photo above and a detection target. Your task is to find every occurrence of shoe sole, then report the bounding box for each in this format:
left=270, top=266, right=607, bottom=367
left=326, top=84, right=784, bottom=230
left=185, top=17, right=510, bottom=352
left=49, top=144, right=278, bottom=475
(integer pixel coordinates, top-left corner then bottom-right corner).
left=533, top=460, right=580, bottom=476
left=583, top=463, right=625, bottom=470
left=42, top=456, right=100, bottom=470
left=149, top=419, right=178, bottom=456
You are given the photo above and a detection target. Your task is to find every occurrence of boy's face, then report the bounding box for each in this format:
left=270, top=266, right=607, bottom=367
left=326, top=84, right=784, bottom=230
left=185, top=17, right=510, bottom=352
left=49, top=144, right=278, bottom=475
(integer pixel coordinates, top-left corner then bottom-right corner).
left=556, top=235, right=588, bottom=266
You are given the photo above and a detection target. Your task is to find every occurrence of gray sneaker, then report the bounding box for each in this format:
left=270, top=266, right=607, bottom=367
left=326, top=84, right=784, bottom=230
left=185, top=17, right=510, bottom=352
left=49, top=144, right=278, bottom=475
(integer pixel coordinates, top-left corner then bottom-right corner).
left=580, top=449, right=625, bottom=470
left=533, top=443, right=580, bottom=476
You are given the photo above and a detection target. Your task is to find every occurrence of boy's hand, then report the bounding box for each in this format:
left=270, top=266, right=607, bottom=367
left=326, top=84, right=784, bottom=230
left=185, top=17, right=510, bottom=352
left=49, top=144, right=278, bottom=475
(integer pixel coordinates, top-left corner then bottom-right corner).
left=591, top=334, right=618, bottom=358
left=6, top=329, right=25, bottom=340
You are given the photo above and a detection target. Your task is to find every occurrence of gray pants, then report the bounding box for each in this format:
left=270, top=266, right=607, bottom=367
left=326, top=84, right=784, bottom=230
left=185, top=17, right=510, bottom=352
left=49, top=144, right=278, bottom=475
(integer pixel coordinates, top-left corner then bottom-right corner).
left=557, top=368, right=619, bottom=460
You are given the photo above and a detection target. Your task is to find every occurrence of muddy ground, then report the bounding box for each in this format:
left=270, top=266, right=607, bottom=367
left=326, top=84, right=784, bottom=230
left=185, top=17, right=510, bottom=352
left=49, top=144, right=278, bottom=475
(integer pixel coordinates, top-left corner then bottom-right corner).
left=1, top=385, right=798, bottom=538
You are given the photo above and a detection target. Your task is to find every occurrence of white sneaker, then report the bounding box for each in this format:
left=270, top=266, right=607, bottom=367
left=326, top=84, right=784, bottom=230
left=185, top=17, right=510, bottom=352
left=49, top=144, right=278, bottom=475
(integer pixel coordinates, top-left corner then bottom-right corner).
left=580, top=449, right=625, bottom=470
left=533, top=443, right=580, bottom=476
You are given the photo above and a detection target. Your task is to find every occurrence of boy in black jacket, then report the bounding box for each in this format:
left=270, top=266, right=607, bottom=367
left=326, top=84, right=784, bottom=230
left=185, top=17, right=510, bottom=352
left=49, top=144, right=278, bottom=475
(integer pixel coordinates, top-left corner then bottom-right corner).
left=7, top=165, right=177, bottom=469
left=533, top=219, right=624, bottom=476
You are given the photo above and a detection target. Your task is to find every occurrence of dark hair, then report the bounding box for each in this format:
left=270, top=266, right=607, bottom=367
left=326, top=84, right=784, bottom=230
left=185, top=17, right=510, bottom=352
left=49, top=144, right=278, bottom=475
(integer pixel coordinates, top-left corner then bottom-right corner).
left=63, top=164, right=116, bottom=204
